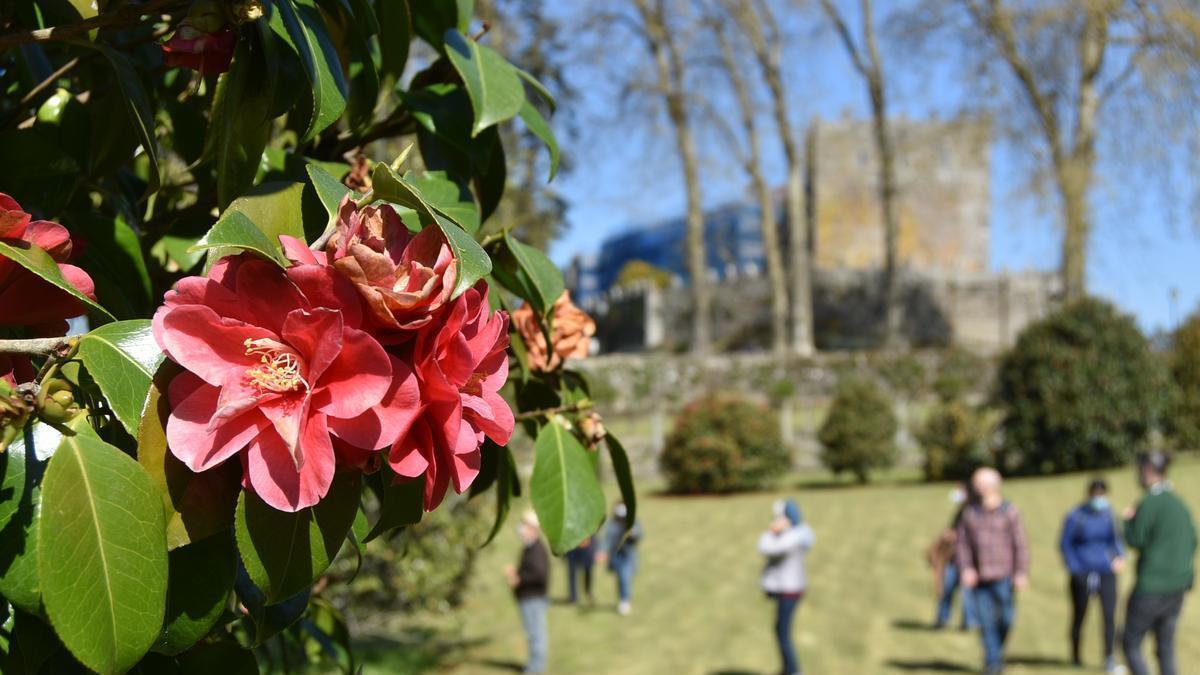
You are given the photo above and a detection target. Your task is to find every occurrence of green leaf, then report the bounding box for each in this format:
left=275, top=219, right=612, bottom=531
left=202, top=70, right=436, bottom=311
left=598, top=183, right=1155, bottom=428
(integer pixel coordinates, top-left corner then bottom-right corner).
left=38, top=418, right=168, bottom=675
left=138, top=373, right=241, bottom=550
left=307, top=163, right=355, bottom=219
left=0, top=424, right=57, bottom=614
left=274, top=0, right=349, bottom=142
left=517, top=67, right=556, bottom=113
left=207, top=33, right=273, bottom=210
left=70, top=211, right=153, bottom=320
left=192, top=182, right=308, bottom=267
left=234, top=473, right=360, bottom=603
left=504, top=232, right=564, bottom=317
left=175, top=640, right=259, bottom=674
left=605, top=434, right=637, bottom=530
left=482, top=445, right=518, bottom=546
left=530, top=422, right=606, bottom=554
left=363, top=471, right=422, bottom=543
left=369, top=163, right=491, bottom=297
left=233, top=568, right=308, bottom=645
left=81, top=43, right=160, bottom=193
left=442, top=29, right=525, bottom=136
left=345, top=506, right=368, bottom=580
left=377, top=0, right=411, bottom=92
left=333, top=0, right=381, bottom=133
left=410, top=0, right=470, bottom=48
left=0, top=240, right=114, bottom=321
left=77, top=320, right=164, bottom=437
left=518, top=99, right=559, bottom=180
left=155, top=533, right=237, bottom=656
left=410, top=170, right=479, bottom=234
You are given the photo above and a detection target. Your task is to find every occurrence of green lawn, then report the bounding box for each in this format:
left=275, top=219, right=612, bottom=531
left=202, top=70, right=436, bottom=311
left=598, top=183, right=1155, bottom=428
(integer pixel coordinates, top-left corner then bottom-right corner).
left=346, top=458, right=1200, bottom=674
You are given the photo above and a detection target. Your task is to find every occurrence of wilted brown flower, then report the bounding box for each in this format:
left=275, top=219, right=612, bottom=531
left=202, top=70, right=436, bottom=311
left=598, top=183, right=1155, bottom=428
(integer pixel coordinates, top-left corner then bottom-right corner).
left=511, top=291, right=595, bottom=371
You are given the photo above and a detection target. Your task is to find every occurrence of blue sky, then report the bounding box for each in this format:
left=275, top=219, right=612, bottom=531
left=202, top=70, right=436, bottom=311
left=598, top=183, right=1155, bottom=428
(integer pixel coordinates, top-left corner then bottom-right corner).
left=540, top=2, right=1200, bottom=334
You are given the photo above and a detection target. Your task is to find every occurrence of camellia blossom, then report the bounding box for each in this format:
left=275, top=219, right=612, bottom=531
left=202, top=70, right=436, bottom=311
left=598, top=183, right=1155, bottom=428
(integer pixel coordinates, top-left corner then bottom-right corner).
left=0, top=193, right=96, bottom=335
left=509, top=290, right=595, bottom=371
left=153, top=254, right=420, bottom=511
left=161, top=25, right=236, bottom=74
left=326, top=197, right=456, bottom=333
left=388, top=282, right=514, bottom=510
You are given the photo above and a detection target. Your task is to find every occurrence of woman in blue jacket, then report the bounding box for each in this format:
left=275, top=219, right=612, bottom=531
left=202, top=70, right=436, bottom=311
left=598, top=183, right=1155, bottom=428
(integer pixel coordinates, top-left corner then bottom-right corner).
left=1059, top=478, right=1126, bottom=673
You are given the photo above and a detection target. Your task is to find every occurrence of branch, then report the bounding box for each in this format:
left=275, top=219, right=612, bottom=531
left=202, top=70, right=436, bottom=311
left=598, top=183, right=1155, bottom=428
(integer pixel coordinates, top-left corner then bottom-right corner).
left=514, top=400, right=594, bottom=422
left=0, top=0, right=188, bottom=52
left=0, top=337, right=70, bottom=356
left=820, top=0, right=869, bottom=76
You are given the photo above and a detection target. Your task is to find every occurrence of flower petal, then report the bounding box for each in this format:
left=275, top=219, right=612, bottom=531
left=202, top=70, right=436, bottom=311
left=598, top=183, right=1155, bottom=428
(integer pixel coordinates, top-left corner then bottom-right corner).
left=246, top=413, right=336, bottom=512
left=281, top=307, right=343, bottom=383
left=167, top=373, right=269, bottom=472
left=157, top=305, right=274, bottom=386
left=233, top=258, right=305, bottom=334
left=311, top=325, right=390, bottom=418
left=327, top=355, right=421, bottom=450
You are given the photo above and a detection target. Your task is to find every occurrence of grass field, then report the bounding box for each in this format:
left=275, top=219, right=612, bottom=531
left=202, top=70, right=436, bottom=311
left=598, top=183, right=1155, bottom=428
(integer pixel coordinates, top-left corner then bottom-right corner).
left=344, top=458, right=1200, bottom=674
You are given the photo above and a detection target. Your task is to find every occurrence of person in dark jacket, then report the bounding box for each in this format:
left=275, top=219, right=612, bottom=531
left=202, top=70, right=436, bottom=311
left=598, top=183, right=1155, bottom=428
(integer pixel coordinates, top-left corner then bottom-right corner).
left=505, top=511, right=550, bottom=674
left=1121, top=451, right=1197, bottom=675
left=1059, top=478, right=1126, bottom=672
left=564, top=535, right=596, bottom=604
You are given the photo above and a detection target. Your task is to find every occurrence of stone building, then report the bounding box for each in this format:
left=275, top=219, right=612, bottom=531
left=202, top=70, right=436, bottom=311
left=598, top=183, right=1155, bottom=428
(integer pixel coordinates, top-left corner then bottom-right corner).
left=567, top=116, right=1058, bottom=354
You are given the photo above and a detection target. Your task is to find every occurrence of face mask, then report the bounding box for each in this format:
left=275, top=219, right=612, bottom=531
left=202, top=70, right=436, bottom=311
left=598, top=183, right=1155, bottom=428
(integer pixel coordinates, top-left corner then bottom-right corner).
left=1090, top=496, right=1110, bottom=511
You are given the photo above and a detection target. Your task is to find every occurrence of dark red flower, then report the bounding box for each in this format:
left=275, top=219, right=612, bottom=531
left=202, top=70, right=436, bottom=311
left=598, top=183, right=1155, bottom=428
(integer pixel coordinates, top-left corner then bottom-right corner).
left=162, top=25, right=236, bottom=75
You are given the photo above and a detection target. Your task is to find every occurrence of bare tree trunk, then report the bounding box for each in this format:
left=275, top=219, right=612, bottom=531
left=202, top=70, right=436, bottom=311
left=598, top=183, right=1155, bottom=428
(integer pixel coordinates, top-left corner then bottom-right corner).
left=715, top=26, right=789, bottom=357
left=635, top=0, right=711, bottom=354
left=820, top=0, right=903, bottom=347
left=737, top=0, right=814, bottom=357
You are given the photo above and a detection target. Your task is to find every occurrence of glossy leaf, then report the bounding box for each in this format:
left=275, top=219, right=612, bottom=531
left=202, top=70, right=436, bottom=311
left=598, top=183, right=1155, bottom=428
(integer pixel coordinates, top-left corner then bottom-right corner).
left=482, top=445, right=518, bottom=546
left=517, top=67, right=556, bottom=113
left=376, top=0, right=411, bottom=92
left=207, top=33, right=273, bottom=210
left=605, top=434, right=638, bottom=530
left=138, top=374, right=241, bottom=550
left=155, top=533, right=237, bottom=656
left=77, top=320, right=164, bottom=437
left=233, top=567, right=309, bottom=646
left=192, top=182, right=308, bottom=267
left=192, top=210, right=287, bottom=267
left=0, top=425, right=57, bottom=614
left=307, top=163, right=355, bottom=219
left=410, top=0, right=470, bottom=48
left=530, top=422, right=606, bottom=554
left=0, top=239, right=114, bottom=321
left=83, top=44, right=160, bottom=193
left=410, top=170, right=480, bottom=234
left=519, top=100, right=559, bottom=180
left=332, top=0, right=381, bottom=133
left=235, top=472, right=360, bottom=603
left=363, top=471, right=422, bottom=543
left=504, top=232, right=564, bottom=317
left=71, top=211, right=153, bottom=319
left=443, top=29, right=525, bottom=136
left=38, top=418, right=168, bottom=675
left=274, top=0, right=349, bottom=142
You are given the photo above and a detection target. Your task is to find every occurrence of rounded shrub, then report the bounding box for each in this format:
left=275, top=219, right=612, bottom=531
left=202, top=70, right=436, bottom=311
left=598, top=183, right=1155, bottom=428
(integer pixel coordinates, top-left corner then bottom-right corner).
left=996, top=297, right=1167, bottom=474
left=818, top=377, right=898, bottom=483
left=1166, top=311, right=1200, bottom=451
left=918, top=401, right=994, bottom=481
left=661, top=393, right=789, bottom=493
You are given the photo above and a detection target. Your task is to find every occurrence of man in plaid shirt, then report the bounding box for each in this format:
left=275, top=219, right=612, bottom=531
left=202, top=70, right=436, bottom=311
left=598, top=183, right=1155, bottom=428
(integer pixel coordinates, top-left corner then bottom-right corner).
left=957, top=467, right=1030, bottom=675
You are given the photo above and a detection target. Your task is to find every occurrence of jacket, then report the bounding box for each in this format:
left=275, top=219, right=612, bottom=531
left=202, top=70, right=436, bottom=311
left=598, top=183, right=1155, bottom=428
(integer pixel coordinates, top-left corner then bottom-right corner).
left=759, top=524, right=815, bottom=594
left=1125, top=484, right=1197, bottom=595
left=515, top=539, right=550, bottom=600
left=1059, top=504, right=1124, bottom=576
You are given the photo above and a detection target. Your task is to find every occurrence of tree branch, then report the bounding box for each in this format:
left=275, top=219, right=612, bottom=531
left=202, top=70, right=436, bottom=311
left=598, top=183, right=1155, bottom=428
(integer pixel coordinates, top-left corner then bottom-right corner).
left=0, top=0, right=188, bottom=52
left=820, top=0, right=869, bottom=77
left=514, top=400, right=593, bottom=422
left=0, top=337, right=70, bottom=356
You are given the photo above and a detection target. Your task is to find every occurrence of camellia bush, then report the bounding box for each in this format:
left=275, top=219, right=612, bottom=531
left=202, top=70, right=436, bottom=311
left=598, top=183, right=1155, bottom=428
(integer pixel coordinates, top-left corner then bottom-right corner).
left=818, top=376, right=898, bottom=483
left=660, top=393, right=789, bottom=494
left=0, top=1, right=634, bottom=672
left=996, top=297, right=1166, bottom=474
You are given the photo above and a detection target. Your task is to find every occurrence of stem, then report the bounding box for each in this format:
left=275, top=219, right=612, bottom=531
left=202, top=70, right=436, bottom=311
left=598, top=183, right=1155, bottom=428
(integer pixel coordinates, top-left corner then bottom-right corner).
left=515, top=400, right=594, bottom=422
left=17, top=57, right=81, bottom=108
left=0, top=337, right=69, bottom=356
left=0, top=0, right=188, bottom=52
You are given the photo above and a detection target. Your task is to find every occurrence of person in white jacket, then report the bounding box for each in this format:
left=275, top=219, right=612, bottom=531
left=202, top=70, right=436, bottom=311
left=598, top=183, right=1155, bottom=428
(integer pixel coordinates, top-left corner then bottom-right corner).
left=759, top=499, right=815, bottom=675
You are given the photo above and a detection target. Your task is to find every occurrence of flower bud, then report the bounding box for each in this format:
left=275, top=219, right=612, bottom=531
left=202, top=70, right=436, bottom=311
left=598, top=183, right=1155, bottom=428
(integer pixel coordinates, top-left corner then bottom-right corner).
left=36, top=379, right=81, bottom=425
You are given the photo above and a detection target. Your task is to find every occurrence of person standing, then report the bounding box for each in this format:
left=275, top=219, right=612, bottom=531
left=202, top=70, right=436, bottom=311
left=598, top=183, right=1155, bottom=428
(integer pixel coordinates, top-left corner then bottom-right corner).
left=1121, top=451, right=1197, bottom=675
left=927, top=483, right=978, bottom=630
left=564, top=535, right=596, bottom=604
left=505, top=511, right=550, bottom=675
left=759, top=499, right=815, bottom=675
left=957, top=467, right=1030, bottom=675
left=1059, top=478, right=1126, bottom=673
left=597, top=502, right=642, bottom=616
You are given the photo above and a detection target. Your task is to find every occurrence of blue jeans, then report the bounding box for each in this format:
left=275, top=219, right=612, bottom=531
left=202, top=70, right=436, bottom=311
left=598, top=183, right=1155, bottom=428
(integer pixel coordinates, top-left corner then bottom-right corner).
left=565, top=554, right=593, bottom=603
left=773, top=594, right=802, bottom=675
left=938, top=562, right=979, bottom=628
left=518, top=596, right=548, bottom=674
left=973, top=578, right=1015, bottom=671
left=610, top=550, right=637, bottom=602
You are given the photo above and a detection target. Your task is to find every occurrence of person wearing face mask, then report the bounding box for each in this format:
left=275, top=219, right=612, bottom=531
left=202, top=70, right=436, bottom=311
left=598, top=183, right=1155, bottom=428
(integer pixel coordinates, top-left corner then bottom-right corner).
left=1059, top=478, right=1126, bottom=673
left=759, top=499, right=815, bottom=675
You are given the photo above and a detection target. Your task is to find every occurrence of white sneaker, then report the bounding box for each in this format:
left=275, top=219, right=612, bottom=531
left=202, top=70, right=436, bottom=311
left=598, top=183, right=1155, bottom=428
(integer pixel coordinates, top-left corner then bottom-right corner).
left=617, top=601, right=631, bottom=616
left=1106, top=657, right=1127, bottom=675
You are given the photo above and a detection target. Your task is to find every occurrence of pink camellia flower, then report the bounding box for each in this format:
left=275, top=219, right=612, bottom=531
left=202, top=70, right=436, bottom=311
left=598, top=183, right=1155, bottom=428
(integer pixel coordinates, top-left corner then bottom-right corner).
left=326, top=197, right=456, bottom=333
left=161, top=25, right=236, bottom=74
left=387, top=282, right=514, bottom=510
left=0, top=193, right=96, bottom=335
left=153, top=254, right=420, bottom=511
left=509, top=291, right=596, bottom=372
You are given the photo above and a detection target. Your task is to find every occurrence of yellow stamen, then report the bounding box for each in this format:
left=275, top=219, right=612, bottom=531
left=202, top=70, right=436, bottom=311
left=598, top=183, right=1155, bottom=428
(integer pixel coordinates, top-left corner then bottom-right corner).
left=243, top=338, right=308, bottom=393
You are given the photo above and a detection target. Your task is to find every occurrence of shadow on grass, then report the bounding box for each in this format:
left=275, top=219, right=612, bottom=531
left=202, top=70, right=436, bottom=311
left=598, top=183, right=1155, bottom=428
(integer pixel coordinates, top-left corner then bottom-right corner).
left=471, top=657, right=525, bottom=672
left=1007, top=654, right=1075, bottom=668
left=891, top=618, right=939, bottom=631
left=352, top=626, right=490, bottom=673
left=709, top=670, right=761, bottom=675
left=884, top=659, right=973, bottom=672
